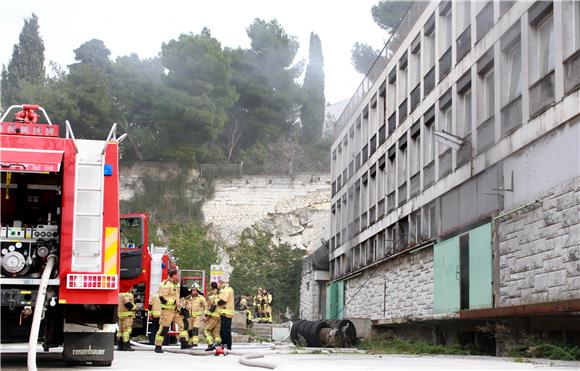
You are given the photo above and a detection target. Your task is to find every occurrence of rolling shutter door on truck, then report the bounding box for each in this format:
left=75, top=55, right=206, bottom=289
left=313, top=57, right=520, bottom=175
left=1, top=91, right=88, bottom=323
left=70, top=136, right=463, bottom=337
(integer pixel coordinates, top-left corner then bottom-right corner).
left=0, top=148, right=63, bottom=173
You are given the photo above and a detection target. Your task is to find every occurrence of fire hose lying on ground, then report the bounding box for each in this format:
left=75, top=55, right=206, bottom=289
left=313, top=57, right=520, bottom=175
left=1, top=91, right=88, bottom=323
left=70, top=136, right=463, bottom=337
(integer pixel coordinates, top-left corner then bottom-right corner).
left=129, top=341, right=278, bottom=369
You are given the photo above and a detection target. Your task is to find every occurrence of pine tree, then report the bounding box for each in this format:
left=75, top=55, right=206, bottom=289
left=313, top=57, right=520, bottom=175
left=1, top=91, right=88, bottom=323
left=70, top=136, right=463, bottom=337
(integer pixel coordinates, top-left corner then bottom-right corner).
left=300, top=32, right=325, bottom=144
left=1, top=13, right=45, bottom=109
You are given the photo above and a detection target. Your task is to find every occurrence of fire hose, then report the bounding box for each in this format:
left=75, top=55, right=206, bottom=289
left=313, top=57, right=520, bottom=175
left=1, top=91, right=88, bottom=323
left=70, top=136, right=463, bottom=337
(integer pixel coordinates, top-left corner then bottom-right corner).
left=129, top=341, right=278, bottom=369
left=27, top=255, right=57, bottom=371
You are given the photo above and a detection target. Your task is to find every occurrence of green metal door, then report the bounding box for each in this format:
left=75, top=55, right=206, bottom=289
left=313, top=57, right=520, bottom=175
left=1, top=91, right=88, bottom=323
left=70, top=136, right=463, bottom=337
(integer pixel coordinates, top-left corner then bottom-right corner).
left=336, top=281, right=344, bottom=320
left=326, top=281, right=345, bottom=319
left=469, top=223, right=493, bottom=309
left=433, top=236, right=460, bottom=314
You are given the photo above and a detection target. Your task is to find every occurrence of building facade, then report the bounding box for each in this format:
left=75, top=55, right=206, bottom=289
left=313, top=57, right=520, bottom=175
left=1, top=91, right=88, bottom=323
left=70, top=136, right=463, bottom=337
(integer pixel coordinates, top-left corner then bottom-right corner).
left=328, top=0, right=580, bottom=352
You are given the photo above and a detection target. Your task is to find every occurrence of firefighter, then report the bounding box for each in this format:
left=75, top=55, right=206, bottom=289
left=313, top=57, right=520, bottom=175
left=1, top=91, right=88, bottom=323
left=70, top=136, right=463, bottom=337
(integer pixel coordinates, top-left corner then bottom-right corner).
left=185, top=283, right=207, bottom=347
left=239, top=293, right=253, bottom=325
left=117, top=290, right=136, bottom=351
left=217, top=278, right=235, bottom=350
left=175, top=287, right=192, bottom=349
left=154, top=270, right=184, bottom=353
left=148, top=293, right=162, bottom=345
left=263, top=288, right=273, bottom=323
left=203, top=282, right=221, bottom=351
left=253, top=288, right=263, bottom=323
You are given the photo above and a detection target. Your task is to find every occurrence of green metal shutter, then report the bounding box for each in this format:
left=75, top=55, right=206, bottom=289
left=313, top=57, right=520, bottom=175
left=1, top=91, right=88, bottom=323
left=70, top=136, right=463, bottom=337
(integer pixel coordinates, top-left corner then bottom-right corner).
left=468, top=223, right=493, bottom=309
left=326, top=281, right=345, bottom=319
left=337, top=281, right=345, bottom=320
left=326, top=283, right=335, bottom=319
left=433, top=236, right=460, bottom=314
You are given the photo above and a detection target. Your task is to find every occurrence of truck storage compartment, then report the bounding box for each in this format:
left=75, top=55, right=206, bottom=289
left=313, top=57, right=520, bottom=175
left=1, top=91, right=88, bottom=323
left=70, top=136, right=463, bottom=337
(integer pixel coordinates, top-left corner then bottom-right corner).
left=1, top=171, right=62, bottom=279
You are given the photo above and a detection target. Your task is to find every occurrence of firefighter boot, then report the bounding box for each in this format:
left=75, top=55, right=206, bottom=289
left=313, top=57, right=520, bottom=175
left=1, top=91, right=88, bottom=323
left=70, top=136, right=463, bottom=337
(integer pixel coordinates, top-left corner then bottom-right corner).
left=117, top=341, right=124, bottom=351
left=123, top=340, right=135, bottom=351
left=155, top=346, right=163, bottom=354
left=205, top=343, right=216, bottom=352
left=181, top=339, right=193, bottom=349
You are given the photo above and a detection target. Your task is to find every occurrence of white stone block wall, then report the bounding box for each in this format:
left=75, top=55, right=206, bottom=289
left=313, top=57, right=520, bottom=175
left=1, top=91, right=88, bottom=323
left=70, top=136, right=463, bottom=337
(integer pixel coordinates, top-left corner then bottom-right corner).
left=202, top=174, right=331, bottom=250
left=498, top=177, right=580, bottom=306
left=299, top=257, right=322, bottom=320
left=344, top=248, right=434, bottom=320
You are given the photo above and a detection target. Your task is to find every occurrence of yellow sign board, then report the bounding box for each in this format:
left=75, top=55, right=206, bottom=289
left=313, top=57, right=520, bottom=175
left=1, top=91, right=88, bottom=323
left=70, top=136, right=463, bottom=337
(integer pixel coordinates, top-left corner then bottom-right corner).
left=210, top=264, right=224, bottom=283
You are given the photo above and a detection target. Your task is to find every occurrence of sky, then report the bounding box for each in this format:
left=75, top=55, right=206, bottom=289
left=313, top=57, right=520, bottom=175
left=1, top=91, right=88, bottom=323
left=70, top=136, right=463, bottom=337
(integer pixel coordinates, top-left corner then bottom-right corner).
left=0, top=0, right=387, bottom=104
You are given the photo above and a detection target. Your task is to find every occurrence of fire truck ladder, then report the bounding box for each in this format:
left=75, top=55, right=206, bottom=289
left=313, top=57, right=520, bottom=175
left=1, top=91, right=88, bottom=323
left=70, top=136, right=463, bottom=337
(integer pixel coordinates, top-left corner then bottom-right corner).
left=71, top=141, right=106, bottom=272
left=71, top=124, right=126, bottom=272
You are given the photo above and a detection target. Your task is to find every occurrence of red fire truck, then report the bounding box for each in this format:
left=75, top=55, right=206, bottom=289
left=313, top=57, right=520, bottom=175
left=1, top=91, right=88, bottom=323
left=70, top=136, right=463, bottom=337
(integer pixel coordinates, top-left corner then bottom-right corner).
left=118, top=214, right=206, bottom=343
left=0, top=104, right=124, bottom=366
left=119, top=213, right=178, bottom=336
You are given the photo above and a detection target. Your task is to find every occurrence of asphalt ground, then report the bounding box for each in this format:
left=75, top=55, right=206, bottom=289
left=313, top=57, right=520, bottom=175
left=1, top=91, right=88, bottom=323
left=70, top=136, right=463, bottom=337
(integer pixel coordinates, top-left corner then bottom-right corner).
left=1, top=343, right=579, bottom=371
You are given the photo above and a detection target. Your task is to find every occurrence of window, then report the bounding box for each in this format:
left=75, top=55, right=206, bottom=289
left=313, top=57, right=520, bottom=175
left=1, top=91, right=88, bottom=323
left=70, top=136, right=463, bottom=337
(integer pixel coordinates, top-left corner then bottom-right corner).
left=398, top=146, right=407, bottom=185
left=410, top=211, right=421, bottom=244
left=458, top=89, right=472, bottom=137
left=457, top=1, right=471, bottom=33
left=537, top=14, right=555, bottom=78
left=424, top=124, right=434, bottom=164
left=399, top=67, right=408, bottom=101
left=483, top=69, right=494, bottom=120
left=388, top=80, right=397, bottom=111
left=563, top=1, right=580, bottom=57
left=377, top=232, right=385, bottom=259
left=427, top=203, right=437, bottom=238
left=411, top=135, right=421, bottom=174
left=424, top=32, right=436, bottom=72
left=377, top=165, right=385, bottom=201
left=387, top=157, right=395, bottom=194
left=411, top=49, right=421, bottom=88
left=386, top=226, right=394, bottom=255
left=440, top=10, right=452, bottom=54
left=439, top=106, right=452, bottom=154
left=505, top=43, right=522, bottom=103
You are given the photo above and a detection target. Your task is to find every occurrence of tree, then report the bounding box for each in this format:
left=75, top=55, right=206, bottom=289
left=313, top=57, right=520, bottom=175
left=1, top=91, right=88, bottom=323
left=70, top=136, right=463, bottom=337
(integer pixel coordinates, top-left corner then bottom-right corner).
left=300, top=33, right=325, bottom=144
left=1, top=13, right=45, bottom=109
left=72, top=39, right=112, bottom=68
left=227, top=19, right=302, bottom=151
left=350, top=42, right=380, bottom=76
left=350, top=1, right=410, bottom=75
left=159, top=29, right=237, bottom=162
left=167, top=223, right=219, bottom=285
left=229, top=228, right=304, bottom=319
left=371, top=1, right=409, bottom=32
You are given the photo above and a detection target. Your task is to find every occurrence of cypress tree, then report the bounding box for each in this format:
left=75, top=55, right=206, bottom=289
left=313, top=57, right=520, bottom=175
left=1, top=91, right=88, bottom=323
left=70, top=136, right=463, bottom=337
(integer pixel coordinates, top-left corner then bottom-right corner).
left=1, top=14, right=45, bottom=108
left=300, top=32, right=325, bottom=144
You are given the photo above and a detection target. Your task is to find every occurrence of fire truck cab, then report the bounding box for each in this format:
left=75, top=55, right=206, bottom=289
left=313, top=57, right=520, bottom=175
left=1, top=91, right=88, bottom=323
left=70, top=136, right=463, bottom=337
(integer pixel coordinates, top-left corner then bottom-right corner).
left=0, top=105, right=124, bottom=366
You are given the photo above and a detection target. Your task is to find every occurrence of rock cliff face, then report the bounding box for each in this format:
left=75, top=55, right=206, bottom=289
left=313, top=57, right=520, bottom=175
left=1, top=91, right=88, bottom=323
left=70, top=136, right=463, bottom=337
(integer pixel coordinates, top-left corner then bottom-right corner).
left=119, top=163, right=330, bottom=253
left=202, top=174, right=331, bottom=252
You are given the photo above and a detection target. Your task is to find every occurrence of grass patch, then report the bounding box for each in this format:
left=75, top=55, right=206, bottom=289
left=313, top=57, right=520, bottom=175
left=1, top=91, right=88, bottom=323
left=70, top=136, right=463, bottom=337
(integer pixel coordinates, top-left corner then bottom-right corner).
left=509, top=340, right=580, bottom=361
left=358, top=338, right=482, bottom=356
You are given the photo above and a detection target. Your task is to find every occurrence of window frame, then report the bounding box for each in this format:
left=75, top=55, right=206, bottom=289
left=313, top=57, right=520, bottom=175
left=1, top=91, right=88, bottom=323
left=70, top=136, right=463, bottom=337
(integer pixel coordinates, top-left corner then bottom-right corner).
left=483, top=69, right=495, bottom=120
left=424, top=123, right=434, bottom=165
left=536, top=12, right=555, bottom=80
left=458, top=88, right=472, bottom=138
left=424, top=32, right=436, bottom=73
left=505, top=42, right=522, bottom=104
left=398, top=146, right=407, bottom=185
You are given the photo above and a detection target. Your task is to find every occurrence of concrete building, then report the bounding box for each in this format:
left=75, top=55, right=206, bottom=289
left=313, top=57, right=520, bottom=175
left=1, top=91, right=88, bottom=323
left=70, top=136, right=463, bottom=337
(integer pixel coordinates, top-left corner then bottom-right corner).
left=328, top=0, right=580, bottom=353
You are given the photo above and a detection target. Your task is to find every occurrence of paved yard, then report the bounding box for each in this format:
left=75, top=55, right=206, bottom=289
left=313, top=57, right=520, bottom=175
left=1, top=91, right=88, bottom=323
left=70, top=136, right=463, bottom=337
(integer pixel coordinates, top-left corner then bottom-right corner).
left=1, top=343, right=579, bottom=370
